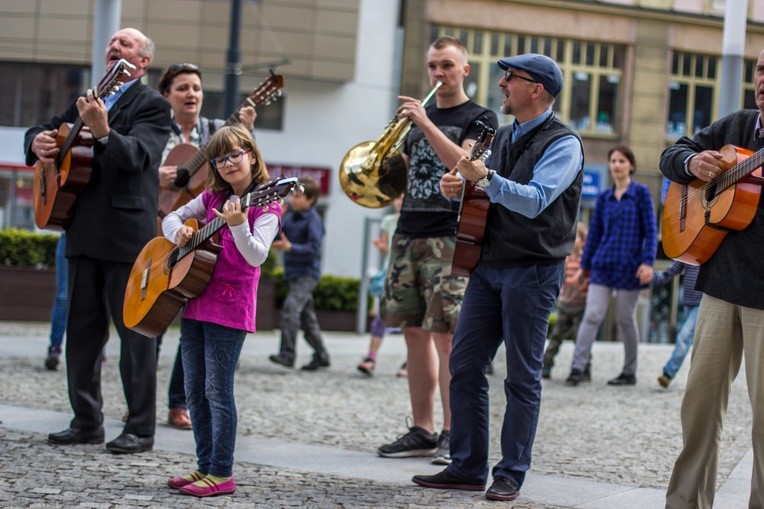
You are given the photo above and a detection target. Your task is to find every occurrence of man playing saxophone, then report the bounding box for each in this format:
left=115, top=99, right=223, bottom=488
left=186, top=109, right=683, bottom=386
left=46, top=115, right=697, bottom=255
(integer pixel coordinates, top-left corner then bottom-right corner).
left=377, top=35, right=498, bottom=465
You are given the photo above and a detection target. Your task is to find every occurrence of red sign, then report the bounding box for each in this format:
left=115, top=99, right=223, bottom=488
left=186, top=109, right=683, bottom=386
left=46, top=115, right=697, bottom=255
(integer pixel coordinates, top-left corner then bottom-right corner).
left=266, top=164, right=331, bottom=195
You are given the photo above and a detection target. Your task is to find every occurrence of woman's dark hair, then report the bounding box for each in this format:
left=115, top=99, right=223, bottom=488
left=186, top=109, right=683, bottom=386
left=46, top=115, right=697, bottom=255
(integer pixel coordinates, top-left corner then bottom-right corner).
left=157, top=63, right=202, bottom=96
left=608, top=144, right=637, bottom=174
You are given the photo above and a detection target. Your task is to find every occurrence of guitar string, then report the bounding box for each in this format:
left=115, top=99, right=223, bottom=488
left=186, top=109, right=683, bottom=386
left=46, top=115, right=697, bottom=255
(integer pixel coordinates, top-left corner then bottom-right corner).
left=677, top=153, right=760, bottom=209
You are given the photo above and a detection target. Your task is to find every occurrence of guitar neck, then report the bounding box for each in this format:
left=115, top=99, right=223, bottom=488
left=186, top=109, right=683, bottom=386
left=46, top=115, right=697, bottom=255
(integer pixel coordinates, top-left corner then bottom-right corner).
left=174, top=177, right=297, bottom=261
left=727, top=148, right=764, bottom=189
left=55, top=60, right=132, bottom=167
left=56, top=118, right=86, bottom=165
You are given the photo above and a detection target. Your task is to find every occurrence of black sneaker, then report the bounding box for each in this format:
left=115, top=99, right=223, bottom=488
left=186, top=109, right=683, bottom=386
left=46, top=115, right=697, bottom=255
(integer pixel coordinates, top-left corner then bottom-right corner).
left=301, top=356, right=330, bottom=371
left=432, top=429, right=451, bottom=465
left=268, top=354, right=294, bottom=368
left=607, top=373, right=637, bottom=386
left=45, top=346, right=61, bottom=371
left=565, top=369, right=584, bottom=386
left=378, top=424, right=438, bottom=458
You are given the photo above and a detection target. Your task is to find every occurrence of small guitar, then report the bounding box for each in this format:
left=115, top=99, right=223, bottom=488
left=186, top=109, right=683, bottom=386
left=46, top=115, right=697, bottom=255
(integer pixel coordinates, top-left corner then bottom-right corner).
left=451, top=127, right=496, bottom=277
left=157, top=70, right=285, bottom=222
left=32, top=59, right=135, bottom=230
left=123, top=177, right=300, bottom=337
left=662, top=144, right=764, bottom=265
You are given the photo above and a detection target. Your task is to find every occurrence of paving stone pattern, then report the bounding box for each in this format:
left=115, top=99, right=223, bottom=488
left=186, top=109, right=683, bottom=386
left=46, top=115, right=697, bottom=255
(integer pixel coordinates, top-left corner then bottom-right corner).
left=0, top=321, right=753, bottom=508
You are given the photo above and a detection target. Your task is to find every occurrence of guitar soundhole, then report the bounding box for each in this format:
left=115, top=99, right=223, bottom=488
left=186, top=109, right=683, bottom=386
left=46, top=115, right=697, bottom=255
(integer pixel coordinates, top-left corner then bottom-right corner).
left=703, top=183, right=718, bottom=207
left=167, top=250, right=179, bottom=271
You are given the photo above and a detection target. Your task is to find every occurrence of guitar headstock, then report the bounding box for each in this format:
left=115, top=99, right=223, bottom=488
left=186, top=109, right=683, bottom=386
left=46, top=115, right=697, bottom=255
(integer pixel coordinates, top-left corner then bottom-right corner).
left=246, top=69, right=285, bottom=107
left=468, top=124, right=495, bottom=162
left=243, top=177, right=301, bottom=209
left=97, top=59, right=136, bottom=99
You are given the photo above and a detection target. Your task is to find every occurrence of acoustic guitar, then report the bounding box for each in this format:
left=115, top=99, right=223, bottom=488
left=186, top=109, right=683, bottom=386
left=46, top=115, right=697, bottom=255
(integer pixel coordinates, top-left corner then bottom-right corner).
left=662, top=144, right=764, bottom=265
left=157, top=70, right=285, bottom=222
left=32, top=59, right=135, bottom=230
left=451, top=127, right=496, bottom=277
left=123, top=177, right=300, bottom=337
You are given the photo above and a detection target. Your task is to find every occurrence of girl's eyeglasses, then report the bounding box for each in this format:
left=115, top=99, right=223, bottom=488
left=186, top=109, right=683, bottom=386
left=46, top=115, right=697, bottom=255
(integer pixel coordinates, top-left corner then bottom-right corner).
left=212, top=149, right=251, bottom=168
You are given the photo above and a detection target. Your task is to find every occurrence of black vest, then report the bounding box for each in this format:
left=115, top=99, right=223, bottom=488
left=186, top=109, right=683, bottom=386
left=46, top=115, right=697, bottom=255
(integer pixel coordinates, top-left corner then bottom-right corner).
left=480, top=115, right=583, bottom=268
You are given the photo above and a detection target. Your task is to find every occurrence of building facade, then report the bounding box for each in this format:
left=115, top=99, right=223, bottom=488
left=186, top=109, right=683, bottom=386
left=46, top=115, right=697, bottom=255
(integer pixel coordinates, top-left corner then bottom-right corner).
left=2, top=0, right=764, bottom=283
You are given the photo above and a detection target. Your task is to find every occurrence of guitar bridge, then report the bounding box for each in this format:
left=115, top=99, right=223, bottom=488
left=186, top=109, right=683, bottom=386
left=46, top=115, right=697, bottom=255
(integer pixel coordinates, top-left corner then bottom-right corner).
left=140, top=261, right=150, bottom=300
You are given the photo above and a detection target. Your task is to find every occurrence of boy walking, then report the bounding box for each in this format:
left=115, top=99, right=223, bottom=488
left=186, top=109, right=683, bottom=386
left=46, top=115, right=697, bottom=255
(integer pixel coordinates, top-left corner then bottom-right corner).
left=269, top=176, right=330, bottom=371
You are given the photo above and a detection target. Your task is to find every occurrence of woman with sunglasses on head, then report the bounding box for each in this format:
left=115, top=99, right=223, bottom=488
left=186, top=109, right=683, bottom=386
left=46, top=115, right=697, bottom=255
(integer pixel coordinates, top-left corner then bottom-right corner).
left=154, top=63, right=257, bottom=430
left=163, top=125, right=282, bottom=497
left=157, top=62, right=256, bottom=191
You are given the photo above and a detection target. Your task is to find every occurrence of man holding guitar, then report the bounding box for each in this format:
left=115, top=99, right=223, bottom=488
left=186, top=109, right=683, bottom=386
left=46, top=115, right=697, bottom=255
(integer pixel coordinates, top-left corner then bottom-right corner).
left=662, top=49, right=764, bottom=509
left=413, top=54, right=583, bottom=501
left=24, top=28, right=170, bottom=454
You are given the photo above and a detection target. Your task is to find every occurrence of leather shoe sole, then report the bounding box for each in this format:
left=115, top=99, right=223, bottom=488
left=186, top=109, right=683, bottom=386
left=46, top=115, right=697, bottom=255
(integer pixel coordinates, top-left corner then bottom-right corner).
left=485, top=477, right=520, bottom=501
left=412, top=471, right=485, bottom=491
left=47, top=427, right=104, bottom=445
left=106, top=433, right=154, bottom=454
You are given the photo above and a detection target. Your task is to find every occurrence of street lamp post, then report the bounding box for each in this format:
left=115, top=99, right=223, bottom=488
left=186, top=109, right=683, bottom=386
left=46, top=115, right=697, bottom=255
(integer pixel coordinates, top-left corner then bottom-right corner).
left=223, top=0, right=243, bottom=118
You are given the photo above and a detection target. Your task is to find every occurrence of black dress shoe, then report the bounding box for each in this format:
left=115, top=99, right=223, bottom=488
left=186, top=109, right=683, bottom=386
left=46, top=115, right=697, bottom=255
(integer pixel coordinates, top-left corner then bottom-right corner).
left=301, top=356, right=330, bottom=371
left=268, top=354, right=294, bottom=368
left=485, top=477, right=520, bottom=501
left=412, top=470, right=486, bottom=491
left=607, top=373, right=637, bottom=386
left=47, top=427, right=104, bottom=445
left=106, top=433, right=154, bottom=454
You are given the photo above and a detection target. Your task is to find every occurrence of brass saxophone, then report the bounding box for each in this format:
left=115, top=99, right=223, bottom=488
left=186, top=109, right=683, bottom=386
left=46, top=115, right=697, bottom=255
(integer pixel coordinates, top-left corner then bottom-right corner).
left=339, top=81, right=442, bottom=208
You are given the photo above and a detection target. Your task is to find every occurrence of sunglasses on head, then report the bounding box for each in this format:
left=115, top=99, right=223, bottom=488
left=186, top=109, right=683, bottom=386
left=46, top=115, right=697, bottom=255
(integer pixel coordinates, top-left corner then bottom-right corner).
left=168, top=62, right=199, bottom=73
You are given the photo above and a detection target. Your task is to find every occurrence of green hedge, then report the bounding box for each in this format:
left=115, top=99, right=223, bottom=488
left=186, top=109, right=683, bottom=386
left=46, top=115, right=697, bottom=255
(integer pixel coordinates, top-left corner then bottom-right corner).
left=274, top=274, right=365, bottom=312
left=0, top=228, right=367, bottom=313
left=0, top=229, right=58, bottom=268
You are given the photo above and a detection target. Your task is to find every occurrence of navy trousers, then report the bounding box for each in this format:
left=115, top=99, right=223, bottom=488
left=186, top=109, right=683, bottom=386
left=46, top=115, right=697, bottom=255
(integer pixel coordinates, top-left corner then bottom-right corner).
left=446, top=262, right=563, bottom=488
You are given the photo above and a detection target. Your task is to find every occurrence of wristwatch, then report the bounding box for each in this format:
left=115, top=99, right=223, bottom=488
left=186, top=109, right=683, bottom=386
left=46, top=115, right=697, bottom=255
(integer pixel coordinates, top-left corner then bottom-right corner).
left=476, top=170, right=495, bottom=189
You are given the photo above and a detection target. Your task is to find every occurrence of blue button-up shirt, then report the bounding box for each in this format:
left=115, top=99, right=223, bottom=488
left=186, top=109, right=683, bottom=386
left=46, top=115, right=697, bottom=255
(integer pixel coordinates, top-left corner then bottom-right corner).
left=582, top=180, right=658, bottom=289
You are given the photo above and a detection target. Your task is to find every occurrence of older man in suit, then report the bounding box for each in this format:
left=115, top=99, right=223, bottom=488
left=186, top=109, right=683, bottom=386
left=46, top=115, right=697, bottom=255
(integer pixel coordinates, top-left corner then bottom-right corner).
left=24, top=27, right=170, bottom=454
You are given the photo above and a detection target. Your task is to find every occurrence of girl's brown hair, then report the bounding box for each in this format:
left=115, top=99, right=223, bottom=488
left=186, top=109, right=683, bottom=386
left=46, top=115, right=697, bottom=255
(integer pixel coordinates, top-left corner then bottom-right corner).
left=204, top=124, right=269, bottom=194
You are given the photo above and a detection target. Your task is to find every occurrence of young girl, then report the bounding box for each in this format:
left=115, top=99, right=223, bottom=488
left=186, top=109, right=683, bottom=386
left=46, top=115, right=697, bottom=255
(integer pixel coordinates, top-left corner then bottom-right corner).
left=163, top=124, right=282, bottom=497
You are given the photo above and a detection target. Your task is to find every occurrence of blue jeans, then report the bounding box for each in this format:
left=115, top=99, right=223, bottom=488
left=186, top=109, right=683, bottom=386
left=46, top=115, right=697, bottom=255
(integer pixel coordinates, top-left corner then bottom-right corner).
left=662, top=304, right=699, bottom=379
left=446, top=263, right=563, bottom=488
left=181, top=318, right=245, bottom=477
left=49, top=234, right=67, bottom=349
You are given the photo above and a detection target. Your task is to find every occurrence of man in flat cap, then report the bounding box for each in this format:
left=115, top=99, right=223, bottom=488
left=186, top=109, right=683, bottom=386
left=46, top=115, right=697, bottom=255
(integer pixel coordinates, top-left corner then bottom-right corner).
left=412, top=53, right=584, bottom=501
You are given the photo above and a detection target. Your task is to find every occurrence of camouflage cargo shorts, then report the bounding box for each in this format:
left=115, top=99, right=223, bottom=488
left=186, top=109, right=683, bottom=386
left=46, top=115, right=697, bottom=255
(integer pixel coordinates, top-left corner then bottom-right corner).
left=381, top=234, right=468, bottom=334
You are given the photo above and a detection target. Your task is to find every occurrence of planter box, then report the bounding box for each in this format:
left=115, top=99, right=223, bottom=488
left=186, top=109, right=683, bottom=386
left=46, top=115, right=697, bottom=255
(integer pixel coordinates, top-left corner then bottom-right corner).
left=255, top=278, right=368, bottom=332
left=0, top=269, right=366, bottom=331
left=0, top=267, right=55, bottom=321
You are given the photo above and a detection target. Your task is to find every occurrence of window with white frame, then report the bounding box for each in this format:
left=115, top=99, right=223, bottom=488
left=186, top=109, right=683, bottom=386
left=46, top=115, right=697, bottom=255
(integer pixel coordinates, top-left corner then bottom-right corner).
left=432, top=26, right=624, bottom=136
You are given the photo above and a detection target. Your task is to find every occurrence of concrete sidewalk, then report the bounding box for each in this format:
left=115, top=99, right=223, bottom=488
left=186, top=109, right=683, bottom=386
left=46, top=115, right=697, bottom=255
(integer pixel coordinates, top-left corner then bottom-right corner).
left=0, top=321, right=753, bottom=508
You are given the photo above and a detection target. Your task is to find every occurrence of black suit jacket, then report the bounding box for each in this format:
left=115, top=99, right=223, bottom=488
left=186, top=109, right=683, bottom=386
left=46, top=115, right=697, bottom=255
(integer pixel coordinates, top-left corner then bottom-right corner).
left=24, top=82, right=170, bottom=263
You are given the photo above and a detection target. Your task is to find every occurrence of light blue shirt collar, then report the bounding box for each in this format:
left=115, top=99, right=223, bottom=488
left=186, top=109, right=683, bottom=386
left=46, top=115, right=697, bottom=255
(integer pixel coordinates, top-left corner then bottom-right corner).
left=103, top=78, right=138, bottom=111
left=511, top=108, right=554, bottom=143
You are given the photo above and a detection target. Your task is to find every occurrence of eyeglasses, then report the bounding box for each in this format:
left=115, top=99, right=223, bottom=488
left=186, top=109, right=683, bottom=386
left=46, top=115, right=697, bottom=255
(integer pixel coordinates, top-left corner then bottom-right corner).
left=503, top=71, right=537, bottom=85
left=212, top=149, right=251, bottom=168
